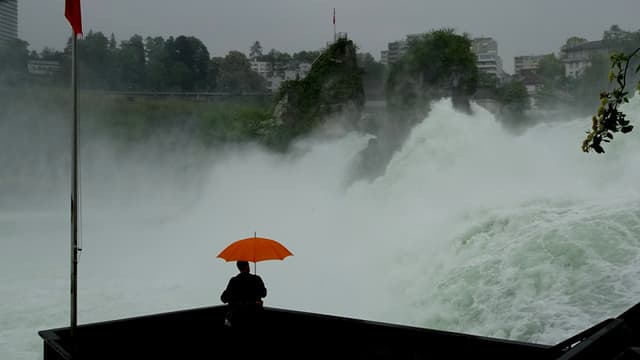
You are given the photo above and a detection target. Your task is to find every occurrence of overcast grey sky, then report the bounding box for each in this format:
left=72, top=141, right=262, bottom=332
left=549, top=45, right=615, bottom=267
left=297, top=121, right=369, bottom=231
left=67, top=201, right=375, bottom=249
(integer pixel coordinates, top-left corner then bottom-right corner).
left=17, top=0, right=640, bottom=73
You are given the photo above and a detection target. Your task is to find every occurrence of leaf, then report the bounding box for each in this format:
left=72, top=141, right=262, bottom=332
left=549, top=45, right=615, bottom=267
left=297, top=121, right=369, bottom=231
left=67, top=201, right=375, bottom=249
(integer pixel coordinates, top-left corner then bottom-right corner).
left=621, top=125, right=634, bottom=133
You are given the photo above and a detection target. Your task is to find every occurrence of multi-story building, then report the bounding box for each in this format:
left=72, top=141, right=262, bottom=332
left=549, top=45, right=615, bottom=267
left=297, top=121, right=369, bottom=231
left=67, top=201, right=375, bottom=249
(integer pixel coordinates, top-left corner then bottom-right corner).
left=560, top=40, right=609, bottom=78
left=380, top=50, right=389, bottom=66
left=380, top=36, right=413, bottom=66
left=514, top=55, right=549, bottom=76
left=471, top=37, right=505, bottom=81
left=511, top=54, right=552, bottom=107
left=0, top=0, right=18, bottom=43
left=385, top=40, right=408, bottom=65
left=380, top=33, right=427, bottom=66
left=405, top=33, right=423, bottom=44
left=27, top=60, right=61, bottom=76
left=250, top=59, right=272, bottom=78
left=251, top=59, right=312, bottom=92
left=471, top=37, right=497, bottom=55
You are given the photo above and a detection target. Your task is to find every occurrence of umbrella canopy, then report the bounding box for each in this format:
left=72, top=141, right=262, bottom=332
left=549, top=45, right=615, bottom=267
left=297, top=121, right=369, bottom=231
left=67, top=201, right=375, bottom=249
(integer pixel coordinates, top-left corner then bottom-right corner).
left=217, top=236, right=293, bottom=263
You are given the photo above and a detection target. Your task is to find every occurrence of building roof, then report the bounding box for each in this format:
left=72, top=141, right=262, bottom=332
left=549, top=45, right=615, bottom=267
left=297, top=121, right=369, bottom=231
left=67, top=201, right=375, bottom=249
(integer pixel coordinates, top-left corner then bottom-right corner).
left=563, top=40, right=607, bottom=52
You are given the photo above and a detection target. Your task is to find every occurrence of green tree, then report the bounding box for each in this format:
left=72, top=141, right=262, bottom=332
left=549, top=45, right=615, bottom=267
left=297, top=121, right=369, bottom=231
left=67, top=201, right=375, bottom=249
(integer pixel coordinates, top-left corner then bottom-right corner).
left=386, top=28, right=478, bottom=118
left=535, top=54, right=566, bottom=108
left=357, top=52, right=385, bottom=99
left=117, top=34, right=146, bottom=90
left=477, top=71, right=498, bottom=89
left=109, top=33, right=117, bottom=52
left=144, top=36, right=168, bottom=90
left=563, top=36, right=588, bottom=50
left=40, top=47, right=64, bottom=61
left=260, top=49, right=291, bottom=77
left=67, top=31, right=116, bottom=89
left=262, top=38, right=364, bottom=149
left=569, top=53, right=610, bottom=111
left=492, top=80, right=530, bottom=130
left=0, top=38, right=30, bottom=86
left=218, top=51, right=265, bottom=94
left=208, top=57, right=222, bottom=91
left=602, top=24, right=639, bottom=53
left=497, top=80, right=530, bottom=112
left=249, top=41, right=263, bottom=59
left=537, top=54, right=565, bottom=83
left=165, top=35, right=210, bottom=91
left=292, top=50, right=320, bottom=64
left=582, top=47, right=640, bottom=153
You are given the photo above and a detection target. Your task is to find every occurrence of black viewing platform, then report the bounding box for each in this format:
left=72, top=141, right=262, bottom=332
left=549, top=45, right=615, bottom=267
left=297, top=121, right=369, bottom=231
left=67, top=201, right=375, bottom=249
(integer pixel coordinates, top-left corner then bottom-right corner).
left=39, top=302, right=640, bottom=359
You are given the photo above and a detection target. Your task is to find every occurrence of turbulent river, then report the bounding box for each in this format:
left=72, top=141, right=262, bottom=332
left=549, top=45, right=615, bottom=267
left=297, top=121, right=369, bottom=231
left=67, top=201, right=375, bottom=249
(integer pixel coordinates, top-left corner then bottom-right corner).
left=2, top=97, right=640, bottom=359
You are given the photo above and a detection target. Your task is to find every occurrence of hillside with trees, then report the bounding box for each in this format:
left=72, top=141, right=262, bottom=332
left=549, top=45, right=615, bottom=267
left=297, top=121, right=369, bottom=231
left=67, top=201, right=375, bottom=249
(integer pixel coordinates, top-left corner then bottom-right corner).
left=385, top=29, right=478, bottom=122
left=247, top=37, right=365, bottom=150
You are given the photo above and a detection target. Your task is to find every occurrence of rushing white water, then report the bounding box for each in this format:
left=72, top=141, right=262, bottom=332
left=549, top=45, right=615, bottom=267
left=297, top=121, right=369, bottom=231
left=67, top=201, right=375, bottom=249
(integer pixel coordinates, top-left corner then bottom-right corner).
left=2, top=96, right=640, bottom=359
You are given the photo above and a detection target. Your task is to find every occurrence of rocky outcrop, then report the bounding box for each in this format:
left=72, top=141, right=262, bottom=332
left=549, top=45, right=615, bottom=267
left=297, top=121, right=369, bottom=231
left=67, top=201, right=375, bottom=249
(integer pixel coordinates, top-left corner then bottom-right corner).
left=258, top=38, right=365, bottom=149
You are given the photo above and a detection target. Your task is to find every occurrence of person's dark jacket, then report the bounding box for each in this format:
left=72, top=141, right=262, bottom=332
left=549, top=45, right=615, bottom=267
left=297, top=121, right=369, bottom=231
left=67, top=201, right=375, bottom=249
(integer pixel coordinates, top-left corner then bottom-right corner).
left=221, top=272, right=267, bottom=305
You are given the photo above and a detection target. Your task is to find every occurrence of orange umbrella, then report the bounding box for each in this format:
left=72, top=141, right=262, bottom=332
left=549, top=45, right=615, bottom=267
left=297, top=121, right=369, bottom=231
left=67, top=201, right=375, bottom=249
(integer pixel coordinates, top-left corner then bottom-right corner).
left=217, top=235, right=293, bottom=263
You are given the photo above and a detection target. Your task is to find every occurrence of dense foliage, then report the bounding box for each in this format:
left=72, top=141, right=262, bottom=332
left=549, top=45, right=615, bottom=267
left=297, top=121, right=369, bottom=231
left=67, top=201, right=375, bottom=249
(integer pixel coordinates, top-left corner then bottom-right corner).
left=582, top=48, right=640, bottom=153
left=61, top=32, right=261, bottom=92
left=385, top=29, right=478, bottom=119
left=1, top=31, right=272, bottom=93
left=357, top=52, right=386, bottom=99
left=253, top=38, right=365, bottom=149
left=537, top=26, right=640, bottom=116
left=0, top=38, right=30, bottom=86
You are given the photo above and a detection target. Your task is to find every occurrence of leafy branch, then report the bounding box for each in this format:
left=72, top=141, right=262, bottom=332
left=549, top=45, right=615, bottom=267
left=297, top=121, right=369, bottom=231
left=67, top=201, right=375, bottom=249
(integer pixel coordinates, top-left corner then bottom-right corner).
left=582, top=47, right=640, bottom=153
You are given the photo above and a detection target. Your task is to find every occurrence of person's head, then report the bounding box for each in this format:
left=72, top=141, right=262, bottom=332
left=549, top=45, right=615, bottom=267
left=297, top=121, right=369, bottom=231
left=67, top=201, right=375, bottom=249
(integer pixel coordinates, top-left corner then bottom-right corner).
left=236, top=261, right=250, bottom=272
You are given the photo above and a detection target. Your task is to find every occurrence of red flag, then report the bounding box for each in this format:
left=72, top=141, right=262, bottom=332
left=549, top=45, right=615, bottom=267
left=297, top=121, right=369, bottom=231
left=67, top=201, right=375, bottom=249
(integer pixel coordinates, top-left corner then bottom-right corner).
left=333, top=8, right=335, bottom=25
left=65, top=0, right=83, bottom=35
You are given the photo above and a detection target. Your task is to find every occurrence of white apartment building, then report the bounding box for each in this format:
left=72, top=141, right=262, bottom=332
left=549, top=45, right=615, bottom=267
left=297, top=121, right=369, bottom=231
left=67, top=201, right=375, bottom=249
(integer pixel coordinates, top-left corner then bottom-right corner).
left=471, top=37, right=506, bottom=81
left=251, top=59, right=312, bottom=92
left=27, top=60, right=60, bottom=76
left=514, top=55, right=549, bottom=76
left=0, top=0, right=18, bottom=43
left=380, top=50, right=389, bottom=65
left=561, top=40, right=609, bottom=78
left=250, top=59, right=272, bottom=78
left=380, top=40, right=408, bottom=66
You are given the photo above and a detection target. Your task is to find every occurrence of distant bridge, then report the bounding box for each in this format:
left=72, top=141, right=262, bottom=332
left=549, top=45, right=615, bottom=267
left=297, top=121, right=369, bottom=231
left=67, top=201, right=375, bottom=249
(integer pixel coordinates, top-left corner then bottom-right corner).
left=104, top=91, right=274, bottom=101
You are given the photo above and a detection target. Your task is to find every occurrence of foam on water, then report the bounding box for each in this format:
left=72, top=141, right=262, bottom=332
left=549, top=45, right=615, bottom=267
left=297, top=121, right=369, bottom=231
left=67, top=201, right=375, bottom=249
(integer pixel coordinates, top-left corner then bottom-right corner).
left=2, top=95, right=640, bottom=359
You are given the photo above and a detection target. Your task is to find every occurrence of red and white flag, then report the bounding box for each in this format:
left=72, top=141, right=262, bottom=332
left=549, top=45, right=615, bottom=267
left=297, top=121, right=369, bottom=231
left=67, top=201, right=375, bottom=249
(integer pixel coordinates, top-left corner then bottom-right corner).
left=65, top=0, right=83, bottom=35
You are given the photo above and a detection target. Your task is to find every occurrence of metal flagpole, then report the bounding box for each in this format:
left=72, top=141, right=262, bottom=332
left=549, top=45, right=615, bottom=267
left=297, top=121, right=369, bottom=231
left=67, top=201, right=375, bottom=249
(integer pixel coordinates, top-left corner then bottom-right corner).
left=64, top=0, right=83, bottom=353
left=333, top=8, right=336, bottom=42
left=70, top=30, right=79, bottom=341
